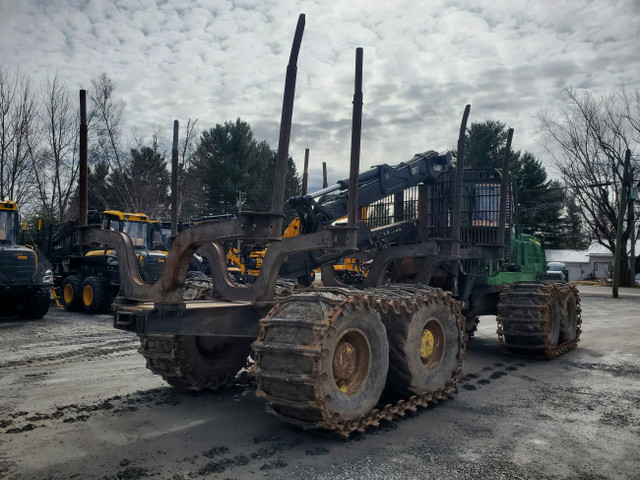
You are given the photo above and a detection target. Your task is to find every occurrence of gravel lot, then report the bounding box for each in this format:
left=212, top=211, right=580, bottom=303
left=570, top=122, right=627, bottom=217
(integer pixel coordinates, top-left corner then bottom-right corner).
left=1, top=285, right=639, bottom=479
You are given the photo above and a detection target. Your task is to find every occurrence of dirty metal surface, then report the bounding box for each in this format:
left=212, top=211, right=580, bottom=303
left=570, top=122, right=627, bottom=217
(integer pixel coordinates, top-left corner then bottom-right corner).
left=497, top=282, right=582, bottom=358
left=252, top=284, right=466, bottom=437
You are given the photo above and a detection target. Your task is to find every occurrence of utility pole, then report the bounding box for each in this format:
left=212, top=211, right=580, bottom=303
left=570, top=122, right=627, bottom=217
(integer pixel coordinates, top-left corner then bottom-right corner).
left=612, top=149, right=631, bottom=298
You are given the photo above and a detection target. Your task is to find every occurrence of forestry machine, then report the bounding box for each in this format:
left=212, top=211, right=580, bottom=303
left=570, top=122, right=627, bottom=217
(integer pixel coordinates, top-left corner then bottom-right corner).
left=0, top=200, right=52, bottom=319
left=46, top=210, right=167, bottom=314
left=77, top=15, right=580, bottom=436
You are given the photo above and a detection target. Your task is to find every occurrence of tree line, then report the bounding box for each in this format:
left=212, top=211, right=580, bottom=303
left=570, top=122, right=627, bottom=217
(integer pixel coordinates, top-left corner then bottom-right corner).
left=1, top=63, right=637, bottom=281
left=0, top=66, right=301, bottom=226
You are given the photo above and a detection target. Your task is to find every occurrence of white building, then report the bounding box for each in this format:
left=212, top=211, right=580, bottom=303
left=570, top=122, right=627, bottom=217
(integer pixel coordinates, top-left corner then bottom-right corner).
left=545, top=240, right=640, bottom=281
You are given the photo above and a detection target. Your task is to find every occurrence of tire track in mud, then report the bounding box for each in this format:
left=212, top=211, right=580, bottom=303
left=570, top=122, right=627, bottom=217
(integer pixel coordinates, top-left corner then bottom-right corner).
left=457, top=358, right=527, bottom=391
left=0, top=386, right=183, bottom=435
left=0, top=338, right=138, bottom=369
left=455, top=356, right=640, bottom=433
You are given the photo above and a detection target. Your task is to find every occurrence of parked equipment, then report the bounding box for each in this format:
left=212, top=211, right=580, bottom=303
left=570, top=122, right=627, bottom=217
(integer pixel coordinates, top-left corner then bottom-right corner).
left=0, top=200, right=52, bottom=319
left=78, top=15, right=580, bottom=436
left=47, top=210, right=167, bottom=314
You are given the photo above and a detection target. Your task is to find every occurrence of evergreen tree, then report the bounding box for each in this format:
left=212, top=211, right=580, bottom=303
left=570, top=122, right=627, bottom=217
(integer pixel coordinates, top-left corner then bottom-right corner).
left=183, top=119, right=300, bottom=220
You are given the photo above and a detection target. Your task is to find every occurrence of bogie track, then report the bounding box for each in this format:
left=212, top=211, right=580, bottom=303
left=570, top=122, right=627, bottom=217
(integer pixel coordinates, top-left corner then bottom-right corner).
left=497, top=282, right=582, bottom=359
left=138, top=334, right=252, bottom=391
left=252, top=285, right=466, bottom=437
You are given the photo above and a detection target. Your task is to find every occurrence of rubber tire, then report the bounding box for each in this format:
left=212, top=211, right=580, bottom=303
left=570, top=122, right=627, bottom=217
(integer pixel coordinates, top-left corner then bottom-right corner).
left=17, top=286, right=50, bottom=319
left=80, top=276, right=112, bottom=314
left=61, top=275, right=82, bottom=311
left=383, top=301, right=461, bottom=396
left=165, top=336, right=253, bottom=391
left=318, top=306, right=389, bottom=421
left=547, top=291, right=561, bottom=346
left=558, top=287, right=579, bottom=342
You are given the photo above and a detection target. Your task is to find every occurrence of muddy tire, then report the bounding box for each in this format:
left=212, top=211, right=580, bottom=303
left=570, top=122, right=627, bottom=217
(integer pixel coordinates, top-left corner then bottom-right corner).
left=318, top=306, right=389, bottom=420
left=17, top=286, right=50, bottom=319
left=382, top=297, right=463, bottom=396
left=80, top=276, right=112, bottom=314
left=558, top=285, right=579, bottom=342
left=61, top=275, right=82, bottom=311
left=139, top=334, right=252, bottom=391
left=499, top=283, right=559, bottom=348
left=254, top=286, right=463, bottom=436
left=254, top=294, right=389, bottom=428
left=497, top=282, right=581, bottom=358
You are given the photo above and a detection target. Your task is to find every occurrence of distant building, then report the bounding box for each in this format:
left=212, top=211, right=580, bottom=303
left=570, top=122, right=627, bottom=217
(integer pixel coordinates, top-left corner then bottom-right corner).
left=545, top=240, right=640, bottom=281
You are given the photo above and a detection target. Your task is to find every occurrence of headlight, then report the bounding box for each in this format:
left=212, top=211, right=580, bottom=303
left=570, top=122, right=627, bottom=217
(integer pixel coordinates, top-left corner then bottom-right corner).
left=42, top=269, right=54, bottom=284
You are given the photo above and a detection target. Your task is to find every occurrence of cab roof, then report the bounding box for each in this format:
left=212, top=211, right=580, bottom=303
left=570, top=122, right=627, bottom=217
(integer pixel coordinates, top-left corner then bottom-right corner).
left=0, top=200, right=18, bottom=211
left=103, top=210, right=150, bottom=222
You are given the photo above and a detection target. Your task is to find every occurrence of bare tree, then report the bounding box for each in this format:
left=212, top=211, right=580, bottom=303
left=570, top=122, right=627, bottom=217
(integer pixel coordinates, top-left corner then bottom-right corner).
left=88, top=73, right=126, bottom=171
left=32, top=74, right=79, bottom=221
left=539, top=87, right=640, bottom=285
left=0, top=65, right=37, bottom=208
left=178, top=118, right=199, bottom=218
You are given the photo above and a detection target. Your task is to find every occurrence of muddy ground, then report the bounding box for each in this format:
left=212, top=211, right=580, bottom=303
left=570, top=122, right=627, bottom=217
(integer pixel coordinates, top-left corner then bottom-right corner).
left=1, top=285, right=639, bottom=480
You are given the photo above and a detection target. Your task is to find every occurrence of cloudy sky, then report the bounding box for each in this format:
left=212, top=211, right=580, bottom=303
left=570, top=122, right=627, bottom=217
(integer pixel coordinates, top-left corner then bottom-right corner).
left=1, top=0, right=639, bottom=191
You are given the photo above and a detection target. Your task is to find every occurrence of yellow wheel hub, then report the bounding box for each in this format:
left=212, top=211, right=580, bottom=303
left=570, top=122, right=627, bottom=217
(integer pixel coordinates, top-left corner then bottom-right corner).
left=82, top=285, right=93, bottom=306
left=420, top=319, right=446, bottom=370
left=63, top=284, right=74, bottom=304
left=420, top=329, right=435, bottom=360
left=332, top=329, right=370, bottom=395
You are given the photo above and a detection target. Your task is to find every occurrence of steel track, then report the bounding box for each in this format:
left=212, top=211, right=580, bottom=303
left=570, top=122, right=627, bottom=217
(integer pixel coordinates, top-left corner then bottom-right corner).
left=138, top=335, right=239, bottom=391
left=497, top=282, right=582, bottom=359
left=252, top=284, right=466, bottom=437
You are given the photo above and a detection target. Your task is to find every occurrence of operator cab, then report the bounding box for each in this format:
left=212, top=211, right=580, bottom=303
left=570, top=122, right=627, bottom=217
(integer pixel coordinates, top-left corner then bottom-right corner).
left=0, top=201, right=19, bottom=245
left=102, top=211, right=150, bottom=249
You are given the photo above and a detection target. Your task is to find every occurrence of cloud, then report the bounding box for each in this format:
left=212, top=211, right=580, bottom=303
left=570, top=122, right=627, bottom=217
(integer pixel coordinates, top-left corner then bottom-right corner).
left=0, top=0, right=638, bottom=185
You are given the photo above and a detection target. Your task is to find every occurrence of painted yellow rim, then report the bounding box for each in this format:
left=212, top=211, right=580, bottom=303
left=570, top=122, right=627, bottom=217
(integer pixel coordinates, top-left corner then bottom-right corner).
left=63, top=284, right=74, bottom=304
left=420, top=319, right=445, bottom=370
left=332, top=328, right=371, bottom=395
left=420, top=329, right=435, bottom=360
left=82, top=285, right=93, bottom=306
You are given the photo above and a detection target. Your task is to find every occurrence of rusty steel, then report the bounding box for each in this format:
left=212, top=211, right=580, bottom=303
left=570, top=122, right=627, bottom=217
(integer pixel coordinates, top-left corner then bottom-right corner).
left=347, top=48, right=364, bottom=229
left=497, top=127, right=513, bottom=250
left=322, top=161, right=328, bottom=188
left=171, top=120, right=179, bottom=238
left=497, top=282, right=582, bottom=358
left=252, top=284, right=466, bottom=437
left=271, top=13, right=305, bottom=224
left=451, top=104, right=470, bottom=256
left=301, top=148, right=309, bottom=195
left=79, top=90, right=88, bottom=228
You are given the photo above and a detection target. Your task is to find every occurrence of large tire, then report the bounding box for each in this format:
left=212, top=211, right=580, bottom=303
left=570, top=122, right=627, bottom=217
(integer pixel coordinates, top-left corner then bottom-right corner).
left=382, top=295, right=463, bottom=396
left=317, top=306, right=389, bottom=420
left=500, top=283, right=560, bottom=348
left=80, top=276, right=112, bottom=314
left=61, top=275, right=82, bottom=311
left=17, top=286, right=50, bottom=319
left=139, top=335, right=252, bottom=391
left=253, top=291, right=389, bottom=432
left=558, top=285, right=579, bottom=342
left=497, top=282, right=581, bottom=358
